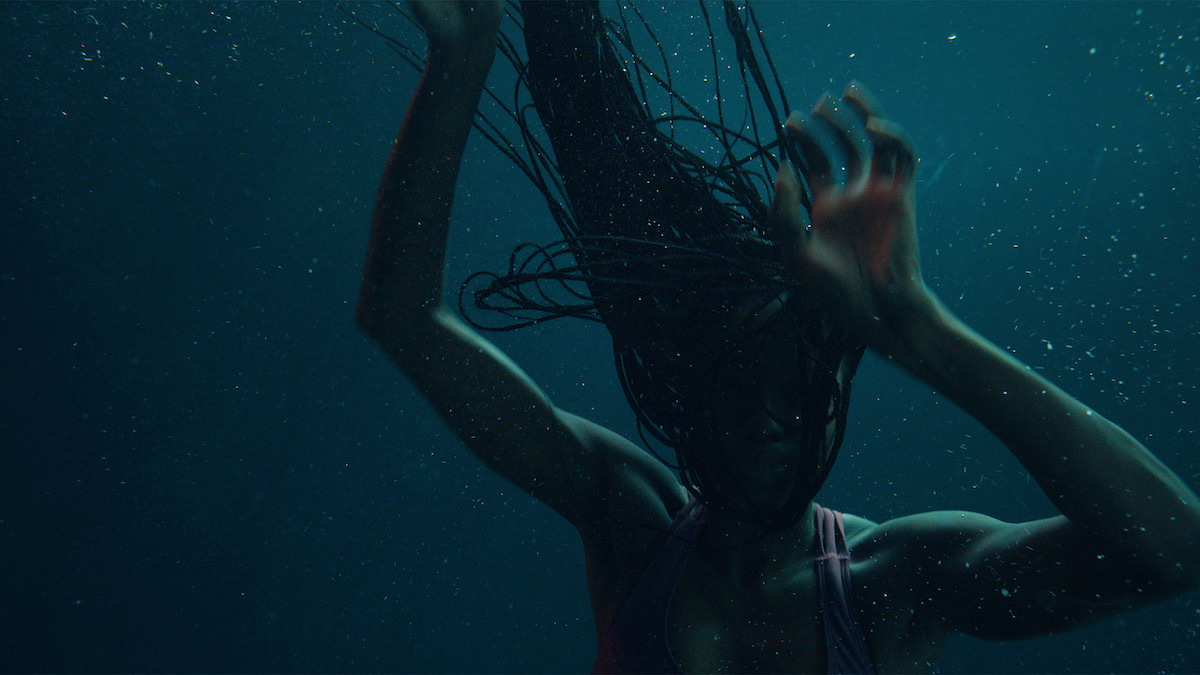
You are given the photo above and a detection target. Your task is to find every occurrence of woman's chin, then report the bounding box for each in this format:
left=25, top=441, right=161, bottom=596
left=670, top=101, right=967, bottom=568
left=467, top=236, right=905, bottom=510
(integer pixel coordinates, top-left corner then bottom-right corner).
left=729, top=466, right=795, bottom=510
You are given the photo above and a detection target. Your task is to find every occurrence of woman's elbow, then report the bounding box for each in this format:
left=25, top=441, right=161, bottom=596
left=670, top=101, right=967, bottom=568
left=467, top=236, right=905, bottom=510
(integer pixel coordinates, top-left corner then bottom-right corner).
left=355, top=298, right=431, bottom=356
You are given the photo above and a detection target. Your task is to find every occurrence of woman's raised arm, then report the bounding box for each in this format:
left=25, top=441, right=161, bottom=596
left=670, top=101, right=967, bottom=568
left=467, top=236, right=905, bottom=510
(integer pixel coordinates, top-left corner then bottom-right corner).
left=356, top=0, right=502, bottom=326
left=775, top=82, right=1200, bottom=638
left=355, top=1, right=673, bottom=529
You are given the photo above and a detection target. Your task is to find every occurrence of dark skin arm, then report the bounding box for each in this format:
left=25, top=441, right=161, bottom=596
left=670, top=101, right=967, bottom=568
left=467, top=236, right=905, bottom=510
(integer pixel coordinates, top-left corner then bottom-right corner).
left=773, top=82, right=1200, bottom=639
left=362, top=0, right=1199, bottom=645
left=355, top=0, right=679, bottom=532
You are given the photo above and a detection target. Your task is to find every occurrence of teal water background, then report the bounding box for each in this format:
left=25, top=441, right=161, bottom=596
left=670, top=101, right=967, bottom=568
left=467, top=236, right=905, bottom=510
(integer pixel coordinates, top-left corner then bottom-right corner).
left=2, top=2, right=1198, bottom=672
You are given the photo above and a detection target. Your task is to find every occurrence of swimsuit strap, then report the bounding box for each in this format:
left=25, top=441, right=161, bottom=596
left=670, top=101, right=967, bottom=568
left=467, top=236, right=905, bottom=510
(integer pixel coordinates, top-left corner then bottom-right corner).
left=814, top=504, right=876, bottom=675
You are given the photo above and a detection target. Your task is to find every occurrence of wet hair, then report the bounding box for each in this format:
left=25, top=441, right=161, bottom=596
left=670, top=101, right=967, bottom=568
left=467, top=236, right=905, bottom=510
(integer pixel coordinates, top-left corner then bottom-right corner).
left=343, top=1, right=865, bottom=526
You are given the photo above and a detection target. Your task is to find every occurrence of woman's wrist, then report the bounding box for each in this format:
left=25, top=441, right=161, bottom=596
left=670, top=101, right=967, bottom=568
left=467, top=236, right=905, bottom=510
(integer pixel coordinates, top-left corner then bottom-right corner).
left=426, top=30, right=499, bottom=71
left=891, top=297, right=1016, bottom=408
left=874, top=289, right=959, bottom=381
left=414, top=40, right=498, bottom=122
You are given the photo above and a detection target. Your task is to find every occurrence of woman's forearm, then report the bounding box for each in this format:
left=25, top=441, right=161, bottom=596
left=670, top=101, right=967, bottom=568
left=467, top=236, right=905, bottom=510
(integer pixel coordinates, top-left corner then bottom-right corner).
left=902, top=298, right=1200, bottom=586
left=356, top=45, right=496, bottom=339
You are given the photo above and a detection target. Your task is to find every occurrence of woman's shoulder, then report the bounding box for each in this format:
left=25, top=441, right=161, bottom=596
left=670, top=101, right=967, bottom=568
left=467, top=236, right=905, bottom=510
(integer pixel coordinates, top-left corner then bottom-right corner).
left=564, top=413, right=689, bottom=622
left=840, top=511, right=880, bottom=544
left=841, top=510, right=960, bottom=668
left=557, top=410, right=688, bottom=539
left=843, top=509, right=995, bottom=573
left=843, top=509, right=1009, bottom=601
left=850, top=509, right=1004, bottom=556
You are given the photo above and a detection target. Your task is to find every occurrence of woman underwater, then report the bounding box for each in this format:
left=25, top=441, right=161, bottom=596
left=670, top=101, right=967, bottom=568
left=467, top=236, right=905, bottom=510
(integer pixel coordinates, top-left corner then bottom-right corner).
left=354, top=1, right=1200, bottom=672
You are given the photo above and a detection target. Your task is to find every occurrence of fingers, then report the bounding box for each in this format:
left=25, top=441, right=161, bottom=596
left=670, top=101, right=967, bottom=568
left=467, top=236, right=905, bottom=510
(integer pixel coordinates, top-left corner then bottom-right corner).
left=866, top=118, right=917, bottom=185
left=784, top=82, right=916, bottom=194
left=812, top=93, right=872, bottom=188
left=844, top=81, right=914, bottom=184
left=784, top=94, right=869, bottom=193
left=842, top=80, right=883, bottom=120
left=784, top=110, right=834, bottom=196
left=771, top=160, right=806, bottom=241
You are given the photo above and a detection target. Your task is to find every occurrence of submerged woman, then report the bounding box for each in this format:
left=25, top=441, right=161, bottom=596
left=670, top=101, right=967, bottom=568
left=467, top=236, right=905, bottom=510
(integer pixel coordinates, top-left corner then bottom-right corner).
left=355, top=1, right=1200, bottom=672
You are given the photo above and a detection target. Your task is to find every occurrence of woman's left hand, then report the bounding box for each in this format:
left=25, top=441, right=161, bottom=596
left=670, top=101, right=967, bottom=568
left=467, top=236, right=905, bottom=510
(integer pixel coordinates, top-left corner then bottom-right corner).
left=772, top=81, right=939, bottom=360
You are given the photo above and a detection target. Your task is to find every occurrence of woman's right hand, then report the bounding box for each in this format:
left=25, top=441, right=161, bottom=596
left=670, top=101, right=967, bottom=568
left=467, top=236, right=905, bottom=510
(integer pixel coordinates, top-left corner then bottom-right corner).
left=410, top=0, right=503, bottom=58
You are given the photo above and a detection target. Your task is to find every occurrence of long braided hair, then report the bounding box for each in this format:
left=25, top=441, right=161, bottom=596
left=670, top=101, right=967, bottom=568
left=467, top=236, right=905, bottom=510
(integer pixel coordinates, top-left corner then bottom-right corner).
left=341, top=1, right=866, bottom=528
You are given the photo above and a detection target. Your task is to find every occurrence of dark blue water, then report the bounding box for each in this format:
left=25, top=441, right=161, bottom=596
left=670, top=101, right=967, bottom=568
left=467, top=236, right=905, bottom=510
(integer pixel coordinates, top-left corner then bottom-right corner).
left=2, top=2, right=1197, bottom=672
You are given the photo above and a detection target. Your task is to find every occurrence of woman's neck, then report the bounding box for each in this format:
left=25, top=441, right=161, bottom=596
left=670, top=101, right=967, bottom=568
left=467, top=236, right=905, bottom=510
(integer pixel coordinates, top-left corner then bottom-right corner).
left=698, top=501, right=818, bottom=590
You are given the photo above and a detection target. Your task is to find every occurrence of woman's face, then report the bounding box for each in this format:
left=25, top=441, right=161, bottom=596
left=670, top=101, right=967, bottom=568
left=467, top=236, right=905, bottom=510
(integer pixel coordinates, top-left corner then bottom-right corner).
left=696, top=299, right=845, bottom=521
